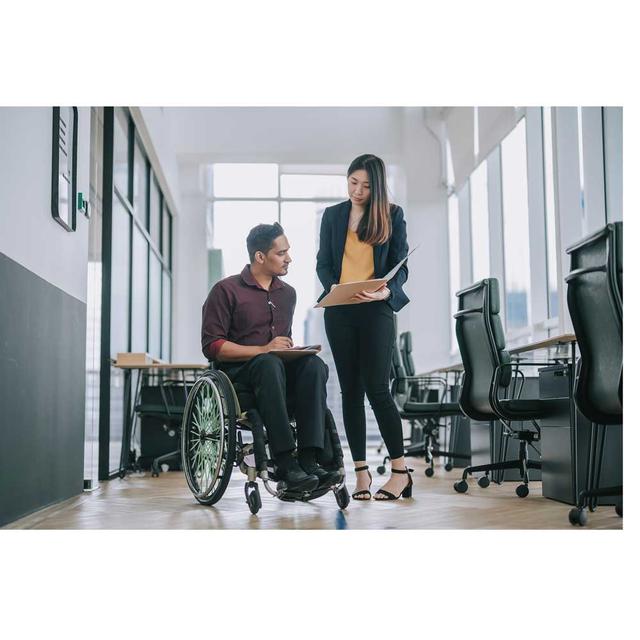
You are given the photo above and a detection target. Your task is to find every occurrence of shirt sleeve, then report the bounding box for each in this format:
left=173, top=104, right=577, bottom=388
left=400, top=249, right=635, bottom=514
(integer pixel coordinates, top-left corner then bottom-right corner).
left=201, top=283, right=234, bottom=360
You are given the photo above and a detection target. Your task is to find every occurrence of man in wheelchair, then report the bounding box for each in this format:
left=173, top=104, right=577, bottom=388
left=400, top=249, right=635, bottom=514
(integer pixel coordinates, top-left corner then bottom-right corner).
left=201, top=221, right=341, bottom=493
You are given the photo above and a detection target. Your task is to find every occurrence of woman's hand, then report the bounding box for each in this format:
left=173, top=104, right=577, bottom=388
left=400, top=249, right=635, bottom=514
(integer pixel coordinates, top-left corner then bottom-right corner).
left=351, top=286, right=390, bottom=303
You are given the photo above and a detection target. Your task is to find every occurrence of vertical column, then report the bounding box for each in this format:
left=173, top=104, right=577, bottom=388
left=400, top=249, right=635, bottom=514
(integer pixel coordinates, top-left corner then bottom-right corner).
left=486, top=145, right=506, bottom=315
left=173, top=162, right=210, bottom=363
left=603, top=107, right=623, bottom=222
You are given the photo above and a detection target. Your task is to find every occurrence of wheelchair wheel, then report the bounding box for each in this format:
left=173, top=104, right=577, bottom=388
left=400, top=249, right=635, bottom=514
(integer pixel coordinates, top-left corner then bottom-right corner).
left=181, top=371, right=237, bottom=506
left=335, top=484, right=350, bottom=510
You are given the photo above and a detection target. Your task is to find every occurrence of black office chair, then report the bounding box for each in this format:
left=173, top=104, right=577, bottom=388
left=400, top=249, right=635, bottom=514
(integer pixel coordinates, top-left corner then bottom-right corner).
left=383, top=332, right=470, bottom=477
left=453, top=278, right=568, bottom=497
left=565, top=222, right=623, bottom=526
left=135, top=377, right=194, bottom=476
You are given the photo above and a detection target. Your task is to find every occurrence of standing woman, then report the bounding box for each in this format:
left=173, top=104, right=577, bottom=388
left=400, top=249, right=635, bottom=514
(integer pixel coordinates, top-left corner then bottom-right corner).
left=316, top=154, right=411, bottom=501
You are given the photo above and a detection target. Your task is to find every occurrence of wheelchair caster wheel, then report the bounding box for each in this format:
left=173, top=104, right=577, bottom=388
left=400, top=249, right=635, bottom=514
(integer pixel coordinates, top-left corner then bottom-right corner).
left=516, top=484, right=529, bottom=498
left=377, top=465, right=386, bottom=475
left=453, top=480, right=468, bottom=493
left=425, top=467, right=434, bottom=477
left=569, top=507, right=587, bottom=526
left=478, top=475, right=490, bottom=489
left=247, top=490, right=261, bottom=515
left=615, top=502, right=623, bottom=517
left=444, top=463, right=453, bottom=472
left=335, top=485, right=350, bottom=510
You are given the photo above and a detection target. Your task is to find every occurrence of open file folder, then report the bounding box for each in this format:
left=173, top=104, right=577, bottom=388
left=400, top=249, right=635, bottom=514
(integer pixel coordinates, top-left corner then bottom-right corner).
left=314, top=246, right=417, bottom=308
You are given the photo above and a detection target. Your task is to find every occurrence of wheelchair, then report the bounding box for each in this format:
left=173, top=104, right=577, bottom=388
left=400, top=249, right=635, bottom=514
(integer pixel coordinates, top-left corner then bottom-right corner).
left=180, top=364, right=350, bottom=515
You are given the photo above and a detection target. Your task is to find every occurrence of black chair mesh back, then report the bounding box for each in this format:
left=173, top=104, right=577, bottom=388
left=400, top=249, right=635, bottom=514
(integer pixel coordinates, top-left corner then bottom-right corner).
left=399, top=331, right=415, bottom=376
left=566, top=222, right=623, bottom=424
left=455, top=278, right=511, bottom=421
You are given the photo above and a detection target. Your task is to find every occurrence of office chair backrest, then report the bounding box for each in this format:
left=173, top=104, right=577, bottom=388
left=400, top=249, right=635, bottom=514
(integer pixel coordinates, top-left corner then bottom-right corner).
left=399, top=331, right=415, bottom=376
left=566, top=222, right=623, bottom=424
left=455, top=278, right=511, bottom=421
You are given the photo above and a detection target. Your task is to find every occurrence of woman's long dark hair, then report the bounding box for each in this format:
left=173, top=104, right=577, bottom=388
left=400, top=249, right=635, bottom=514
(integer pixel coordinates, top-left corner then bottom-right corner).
left=347, top=153, right=392, bottom=246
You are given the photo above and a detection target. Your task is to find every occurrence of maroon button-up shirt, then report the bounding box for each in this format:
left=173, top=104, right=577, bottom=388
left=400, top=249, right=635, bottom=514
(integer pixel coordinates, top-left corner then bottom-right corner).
left=201, top=264, right=296, bottom=361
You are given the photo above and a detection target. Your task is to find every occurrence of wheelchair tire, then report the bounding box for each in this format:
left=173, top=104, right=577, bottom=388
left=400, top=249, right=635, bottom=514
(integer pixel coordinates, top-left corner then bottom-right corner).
left=181, top=371, right=237, bottom=506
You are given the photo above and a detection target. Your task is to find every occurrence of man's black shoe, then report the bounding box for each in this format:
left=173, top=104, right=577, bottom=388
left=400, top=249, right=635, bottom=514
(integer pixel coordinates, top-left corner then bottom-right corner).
left=301, top=463, right=341, bottom=489
left=274, top=462, right=319, bottom=492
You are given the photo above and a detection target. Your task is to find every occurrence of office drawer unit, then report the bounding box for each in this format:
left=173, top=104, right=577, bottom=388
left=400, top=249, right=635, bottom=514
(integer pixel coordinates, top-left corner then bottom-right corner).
left=442, top=383, right=470, bottom=468
left=539, top=364, right=622, bottom=505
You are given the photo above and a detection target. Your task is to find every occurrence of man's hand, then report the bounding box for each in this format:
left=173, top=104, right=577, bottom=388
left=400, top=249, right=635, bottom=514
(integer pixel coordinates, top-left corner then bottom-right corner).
left=351, top=286, right=391, bottom=303
left=262, top=336, right=294, bottom=352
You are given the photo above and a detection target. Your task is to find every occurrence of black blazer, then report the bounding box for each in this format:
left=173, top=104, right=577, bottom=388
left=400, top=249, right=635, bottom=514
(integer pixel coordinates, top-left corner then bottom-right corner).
left=316, top=200, right=410, bottom=313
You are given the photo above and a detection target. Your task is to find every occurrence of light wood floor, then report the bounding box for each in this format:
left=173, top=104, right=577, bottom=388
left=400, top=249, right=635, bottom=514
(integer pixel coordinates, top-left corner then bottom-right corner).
left=4, top=453, right=622, bottom=530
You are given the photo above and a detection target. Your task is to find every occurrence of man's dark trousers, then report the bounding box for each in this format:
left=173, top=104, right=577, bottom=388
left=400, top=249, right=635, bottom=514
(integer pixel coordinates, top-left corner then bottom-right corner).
left=219, top=353, right=328, bottom=455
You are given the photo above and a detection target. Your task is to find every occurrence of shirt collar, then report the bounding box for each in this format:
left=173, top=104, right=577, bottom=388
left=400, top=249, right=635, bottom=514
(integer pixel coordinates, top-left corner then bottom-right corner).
left=240, top=264, right=284, bottom=291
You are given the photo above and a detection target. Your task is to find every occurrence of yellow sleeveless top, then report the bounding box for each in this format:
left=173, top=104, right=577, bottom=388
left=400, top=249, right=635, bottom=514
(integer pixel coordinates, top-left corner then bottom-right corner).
left=339, top=230, right=375, bottom=283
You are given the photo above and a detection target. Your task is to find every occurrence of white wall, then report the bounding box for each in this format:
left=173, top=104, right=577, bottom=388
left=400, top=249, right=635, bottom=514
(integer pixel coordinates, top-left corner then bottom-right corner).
left=396, top=108, right=450, bottom=371
left=0, top=107, right=90, bottom=303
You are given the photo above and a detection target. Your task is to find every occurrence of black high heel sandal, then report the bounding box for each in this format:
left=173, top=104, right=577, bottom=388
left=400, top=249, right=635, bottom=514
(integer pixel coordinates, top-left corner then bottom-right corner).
left=352, top=465, right=372, bottom=501
left=373, top=467, right=413, bottom=500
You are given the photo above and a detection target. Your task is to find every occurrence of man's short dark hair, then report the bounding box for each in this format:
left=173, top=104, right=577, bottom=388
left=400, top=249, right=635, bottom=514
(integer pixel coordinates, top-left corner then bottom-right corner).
left=246, top=222, right=285, bottom=262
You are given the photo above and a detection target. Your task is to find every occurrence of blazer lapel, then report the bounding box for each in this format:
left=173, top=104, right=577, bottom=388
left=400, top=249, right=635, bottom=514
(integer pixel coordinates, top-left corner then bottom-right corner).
left=334, top=201, right=351, bottom=276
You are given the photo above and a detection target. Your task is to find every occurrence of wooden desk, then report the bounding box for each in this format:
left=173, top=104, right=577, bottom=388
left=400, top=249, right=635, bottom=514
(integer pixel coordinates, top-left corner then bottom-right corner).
left=422, top=333, right=577, bottom=376
left=508, top=333, right=576, bottom=355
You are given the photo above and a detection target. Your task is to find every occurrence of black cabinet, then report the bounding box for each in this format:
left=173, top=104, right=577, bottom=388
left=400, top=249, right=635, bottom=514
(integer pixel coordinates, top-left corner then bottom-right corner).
left=539, top=364, right=622, bottom=505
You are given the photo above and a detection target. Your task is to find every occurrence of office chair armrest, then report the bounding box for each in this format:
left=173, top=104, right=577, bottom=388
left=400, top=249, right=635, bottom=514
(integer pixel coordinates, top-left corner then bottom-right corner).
left=406, top=375, right=452, bottom=404
left=489, top=361, right=556, bottom=413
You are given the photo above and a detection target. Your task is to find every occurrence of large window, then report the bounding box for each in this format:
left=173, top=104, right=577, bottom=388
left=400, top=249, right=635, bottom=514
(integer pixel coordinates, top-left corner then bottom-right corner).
left=103, top=107, right=174, bottom=479
left=445, top=106, right=620, bottom=353
left=470, top=160, right=490, bottom=282
left=208, top=163, right=347, bottom=346
left=542, top=107, right=558, bottom=319
left=501, top=118, right=531, bottom=332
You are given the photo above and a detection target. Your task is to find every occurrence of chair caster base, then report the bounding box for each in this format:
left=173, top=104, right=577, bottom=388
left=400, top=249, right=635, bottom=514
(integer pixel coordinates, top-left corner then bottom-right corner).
left=569, top=507, right=587, bottom=526
left=444, top=463, right=453, bottom=472
left=516, top=484, right=529, bottom=498
left=425, top=467, right=434, bottom=477
left=478, top=475, right=490, bottom=489
left=454, top=480, right=468, bottom=493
